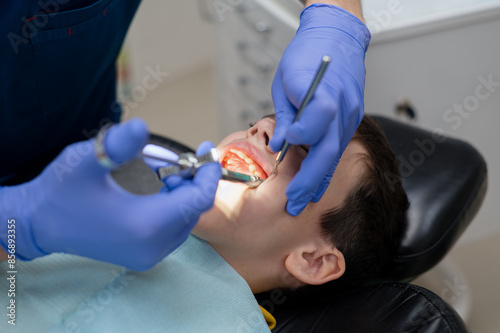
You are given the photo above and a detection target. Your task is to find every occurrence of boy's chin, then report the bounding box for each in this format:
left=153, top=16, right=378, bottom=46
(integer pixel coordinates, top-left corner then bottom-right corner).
left=214, top=180, right=248, bottom=211
left=192, top=180, right=247, bottom=240
left=191, top=214, right=212, bottom=240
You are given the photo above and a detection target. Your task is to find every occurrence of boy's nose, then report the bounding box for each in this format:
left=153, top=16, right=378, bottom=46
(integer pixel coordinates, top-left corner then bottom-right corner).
left=246, top=118, right=275, bottom=154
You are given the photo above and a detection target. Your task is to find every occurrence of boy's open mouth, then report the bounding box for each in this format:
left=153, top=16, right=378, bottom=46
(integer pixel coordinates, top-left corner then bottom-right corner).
left=221, top=149, right=268, bottom=180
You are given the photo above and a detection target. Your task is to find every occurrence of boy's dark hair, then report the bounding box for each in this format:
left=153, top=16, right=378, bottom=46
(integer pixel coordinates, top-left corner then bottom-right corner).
left=319, top=114, right=409, bottom=290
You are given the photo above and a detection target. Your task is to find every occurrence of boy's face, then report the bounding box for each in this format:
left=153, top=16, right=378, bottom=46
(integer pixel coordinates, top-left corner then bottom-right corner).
left=192, top=117, right=367, bottom=269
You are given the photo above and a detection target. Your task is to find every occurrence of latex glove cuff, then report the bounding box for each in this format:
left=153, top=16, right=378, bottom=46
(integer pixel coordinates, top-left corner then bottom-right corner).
left=300, top=3, right=371, bottom=51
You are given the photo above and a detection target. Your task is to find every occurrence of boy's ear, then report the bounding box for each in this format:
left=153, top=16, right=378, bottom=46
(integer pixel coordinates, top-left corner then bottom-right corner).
left=284, top=242, right=345, bottom=286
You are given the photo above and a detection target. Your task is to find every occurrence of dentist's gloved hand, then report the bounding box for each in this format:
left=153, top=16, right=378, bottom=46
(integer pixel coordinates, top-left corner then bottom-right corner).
left=0, top=119, right=221, bottom=271
left=271, top=4, right=371, bottom=216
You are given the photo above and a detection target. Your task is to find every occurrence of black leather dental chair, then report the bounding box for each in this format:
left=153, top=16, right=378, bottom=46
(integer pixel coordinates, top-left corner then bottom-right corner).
left=374, top=115, right=487, bottom=283
left=112, top=115, right=487, bottom=333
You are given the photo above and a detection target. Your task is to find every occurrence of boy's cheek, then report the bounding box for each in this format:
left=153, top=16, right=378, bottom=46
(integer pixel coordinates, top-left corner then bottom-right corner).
left=258, top=177, right=290, bottom=211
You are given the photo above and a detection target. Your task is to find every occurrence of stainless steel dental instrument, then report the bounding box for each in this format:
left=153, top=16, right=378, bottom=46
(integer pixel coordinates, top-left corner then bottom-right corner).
left=142, top=146, right=263, bottom=188
left=270, top=55, right=331, bottom=176
left=221, top=168, right=263, bottom=188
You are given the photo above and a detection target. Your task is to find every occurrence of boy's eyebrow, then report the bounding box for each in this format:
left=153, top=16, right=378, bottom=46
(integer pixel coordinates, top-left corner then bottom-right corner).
left=249, top=114, right=276, bottom=128
left=262, top=114, right=276, bottom=121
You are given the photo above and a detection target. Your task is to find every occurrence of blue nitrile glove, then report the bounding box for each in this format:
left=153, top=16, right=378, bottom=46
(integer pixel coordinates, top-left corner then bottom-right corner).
left=271, top=4, right=371, bottom=216
left=0, top=119, right=221, bottom=271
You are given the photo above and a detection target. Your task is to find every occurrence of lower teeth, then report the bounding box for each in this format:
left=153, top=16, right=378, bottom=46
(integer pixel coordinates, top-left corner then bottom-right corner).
left=224, top=154, right=264, bottom=179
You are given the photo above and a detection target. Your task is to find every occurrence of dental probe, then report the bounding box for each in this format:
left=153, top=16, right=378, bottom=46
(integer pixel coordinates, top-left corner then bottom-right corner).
left=270, top=55, right=331, bottom=176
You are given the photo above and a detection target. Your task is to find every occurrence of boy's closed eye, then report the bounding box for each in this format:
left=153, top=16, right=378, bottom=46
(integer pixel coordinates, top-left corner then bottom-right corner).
left=248, top=121, right=310, bottom=154
left=299, top=145, right=310, bottom=153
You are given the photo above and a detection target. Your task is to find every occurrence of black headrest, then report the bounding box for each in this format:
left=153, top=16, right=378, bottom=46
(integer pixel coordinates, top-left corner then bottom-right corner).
left=372, top=116, right=487, bottom=281
left=110, top=134, right=195, bottom=195
left=266, top=283, right=470, bottom=333
left=149, top=134, right=195, bottom=154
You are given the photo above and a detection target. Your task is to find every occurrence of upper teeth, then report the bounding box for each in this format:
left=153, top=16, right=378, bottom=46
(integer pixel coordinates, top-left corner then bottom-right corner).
left=230, top=149, right=253, bottom=162
left=229, top=149, right=262, bottom=178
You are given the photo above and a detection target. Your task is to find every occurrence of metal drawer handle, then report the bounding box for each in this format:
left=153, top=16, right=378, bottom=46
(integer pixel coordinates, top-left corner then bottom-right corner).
left=395, top=99, right=417, bottom=121
left=196, top=0, right=248, bottom=23
left=254, top=21, right=273, bottom=33
left=234, top=4, right=274, bottom=34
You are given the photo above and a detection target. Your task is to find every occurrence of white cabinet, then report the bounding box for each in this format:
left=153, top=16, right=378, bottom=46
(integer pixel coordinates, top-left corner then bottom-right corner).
left=212, top=0, right=500, bottom=244
left=212, top=0, right=297, bottom=137
left=363, top=0, right=500, bottom=244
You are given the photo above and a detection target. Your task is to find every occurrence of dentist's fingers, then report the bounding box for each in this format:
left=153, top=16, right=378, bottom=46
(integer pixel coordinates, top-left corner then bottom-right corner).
left=159, top=141, right=221, bottom=209
left=270, top=67, right=296, bottom=152
left=105, top=118, right=149, bottom=165
left=191, top=141, right=222, bottom=213
left=286, top=120, right=343, bottom=216
left=284, top=82, right=339, bottom=146
left=59, top=118, right=149, bottom=179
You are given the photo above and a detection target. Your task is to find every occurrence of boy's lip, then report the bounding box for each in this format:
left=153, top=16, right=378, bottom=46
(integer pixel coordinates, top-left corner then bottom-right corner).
left=219, top=141, right=274, bottom=178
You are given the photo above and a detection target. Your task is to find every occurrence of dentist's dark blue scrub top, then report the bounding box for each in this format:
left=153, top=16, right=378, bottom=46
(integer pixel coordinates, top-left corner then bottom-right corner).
left=0, top=0, right=142, bottom=185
